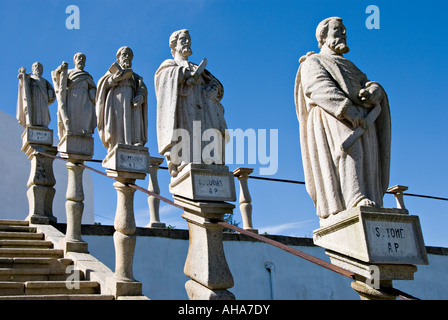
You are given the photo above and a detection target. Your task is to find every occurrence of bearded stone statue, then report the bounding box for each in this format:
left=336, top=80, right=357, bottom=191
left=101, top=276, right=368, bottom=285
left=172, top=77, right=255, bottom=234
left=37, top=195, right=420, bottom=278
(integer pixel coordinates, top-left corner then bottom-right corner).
left=294, top=17, right=391, bottom=219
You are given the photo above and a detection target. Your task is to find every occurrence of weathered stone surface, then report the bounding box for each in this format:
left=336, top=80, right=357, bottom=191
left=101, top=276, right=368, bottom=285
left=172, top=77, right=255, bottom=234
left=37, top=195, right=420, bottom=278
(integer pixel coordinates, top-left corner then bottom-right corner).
left=24, top=144, right=58, bottom=225
left=146, top=156, right=166, bottom=228
left=106, top=277, right=142, bottom=298
left=58, top=134, right=94, bottom=158
left=295, top=17, right=391, bottom=219
left=170, top=164, right=236, bottom=202
left=52, top=53, right=97, bottom=140
left=155, top=29, right=228, bottom=177
left=314, top=206, right=428, bottom=265
left=17, top=62, right=55, bottom=129
left=326, top=249, right=418, bottom=281
left=96, top=46, right=148, bottom=153
left=21, top=126, right=53, bottom=148
left=103, top=144, right=149, bottom=174
left=175, top=196, right=235, bottom=300
left=234, top=167, right=257, bottom=233
left=185, top=280, right=235, bottom=300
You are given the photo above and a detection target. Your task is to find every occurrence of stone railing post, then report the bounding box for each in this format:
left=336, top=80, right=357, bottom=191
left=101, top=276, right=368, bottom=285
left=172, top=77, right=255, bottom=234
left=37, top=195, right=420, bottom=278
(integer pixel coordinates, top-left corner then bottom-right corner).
left=102, top=144, right=149, bottom=298
left=58, top=135, right=94, bottom=253
left=146, top=156, right=166, bottom=228
left=170, top=164, right=236, bottom=300
left=21, top=126, right=57, bottom=225
left=387, top=185, right=408, bottom=210
left=233, top=167, right=258, bottom=233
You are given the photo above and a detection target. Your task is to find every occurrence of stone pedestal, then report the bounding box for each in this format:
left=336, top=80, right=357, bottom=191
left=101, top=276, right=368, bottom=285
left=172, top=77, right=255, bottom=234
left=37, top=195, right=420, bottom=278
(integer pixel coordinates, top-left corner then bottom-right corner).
left=313, top=206, right=428, bottom=300
left=102, top=144, right=150, bottom=174
left=146, top=156, right=166, bottom=228
left=22, top=126, right=57, bottom=225
left=169, top=163, right=236, bottom=202
left=175, top=195, right=235, bottom=300
left=103, top=145, right=149, bottom=298
left=58, top=134, right=94, bottom=253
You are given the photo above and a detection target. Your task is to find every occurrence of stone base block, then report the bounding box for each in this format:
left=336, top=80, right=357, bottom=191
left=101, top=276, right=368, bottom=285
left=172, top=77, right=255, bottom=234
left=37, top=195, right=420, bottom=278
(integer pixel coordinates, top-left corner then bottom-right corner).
left=351, top=280, right=397, bottom=300
left=245, top=228, right=259, bottom=234
left=58, top=134, right=94, bottom=158
left=326, top=250, right=418, bottom=281
left=26, top=214, right=50, bottom=225
left=146, top=222, right=166, bottom=228
left=21, top=126, right=53, bottom=151
left=169, top=163, right=236, bottom=202
left=106, top=277, right=142, bottom=298
left=185, top=280, right=235, bottom=300
left=60, top=238, right=89, bottom=254
left=313, top=206, right=428, bottom=265
left=103, top=144, right=150, bottom=174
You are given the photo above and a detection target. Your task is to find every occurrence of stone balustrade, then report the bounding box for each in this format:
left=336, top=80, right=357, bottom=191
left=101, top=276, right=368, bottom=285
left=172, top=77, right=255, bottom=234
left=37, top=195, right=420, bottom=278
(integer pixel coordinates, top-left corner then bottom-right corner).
left=146, top=156, right=166, bottom=228
left=233, top=167, right=258, bottom=233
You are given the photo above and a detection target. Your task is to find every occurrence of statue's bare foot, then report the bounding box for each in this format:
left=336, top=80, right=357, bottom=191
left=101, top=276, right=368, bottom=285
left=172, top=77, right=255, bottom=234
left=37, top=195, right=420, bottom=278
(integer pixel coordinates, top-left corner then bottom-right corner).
left=357, top=198, right=376, bottom=207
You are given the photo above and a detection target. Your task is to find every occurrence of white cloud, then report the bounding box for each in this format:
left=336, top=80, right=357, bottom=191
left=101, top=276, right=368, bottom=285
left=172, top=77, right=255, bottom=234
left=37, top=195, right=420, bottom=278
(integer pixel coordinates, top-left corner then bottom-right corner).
left=258, top=220, right=314, bottom=236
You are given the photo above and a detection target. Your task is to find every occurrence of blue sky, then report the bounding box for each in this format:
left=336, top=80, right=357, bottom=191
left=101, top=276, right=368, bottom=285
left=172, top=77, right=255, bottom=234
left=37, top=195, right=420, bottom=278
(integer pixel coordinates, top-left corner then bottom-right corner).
left=1, top=0, right=447, bottom=247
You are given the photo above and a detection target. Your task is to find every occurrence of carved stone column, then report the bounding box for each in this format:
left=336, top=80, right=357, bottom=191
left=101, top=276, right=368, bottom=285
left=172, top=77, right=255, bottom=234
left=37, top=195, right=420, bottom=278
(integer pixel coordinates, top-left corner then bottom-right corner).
left=170, top=164, right=236, bottom=300
left=387, top=185, right=408, bottom=210
left=103, top=144, right=149, bottom=298
left=175, top=195, right=235, bottom=300
left=22, top=126, right=57, bottom=225
left=146, top=156, right=166, bottom=228
left=233, top=167, right=257, bottom=233
left=58, top=134, right=94, bottom=253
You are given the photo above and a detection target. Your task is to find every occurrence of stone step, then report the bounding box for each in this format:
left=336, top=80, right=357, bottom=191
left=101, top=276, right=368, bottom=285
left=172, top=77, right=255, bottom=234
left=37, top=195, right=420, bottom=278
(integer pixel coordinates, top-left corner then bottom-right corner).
left=0, top=240, right=53, bottom=249
left=25, top=280, right=100, bottom=295
left=0, top=248, right=64, bottom=258
left=0, top=225, right=37, bottom=233
left=0, top=231, right=44, bottom=241
left=0, top=220, right=29, bottom=227
left=0, top=267, right=83, bottom=282
left=0, top=257, right=73, bottom=269
left=0, top=282, right=24, bottom=295
left=0, top=294, right=114, bottom=300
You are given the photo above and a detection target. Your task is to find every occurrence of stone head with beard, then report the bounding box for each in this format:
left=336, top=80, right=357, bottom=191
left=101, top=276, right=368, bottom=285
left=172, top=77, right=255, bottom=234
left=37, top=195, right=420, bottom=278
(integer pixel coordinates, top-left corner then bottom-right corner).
left=169, top=29, right=193, bottom=60
left=316, top=17, right=350, bottom=55
left=116, top=46, right=133, bottom=68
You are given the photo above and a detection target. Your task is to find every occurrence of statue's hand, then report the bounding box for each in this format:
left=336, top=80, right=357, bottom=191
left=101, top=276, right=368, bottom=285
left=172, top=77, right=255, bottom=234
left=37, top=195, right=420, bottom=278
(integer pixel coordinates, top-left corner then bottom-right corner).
left=359, top=82, right=383, bottom=106
left=344, top=105, right=366, bottom=129
left=132, top=94, right=144, bottom=107
left=185, top=77, right=195, bottom=86
left=18, top=67, right=26, bottom=79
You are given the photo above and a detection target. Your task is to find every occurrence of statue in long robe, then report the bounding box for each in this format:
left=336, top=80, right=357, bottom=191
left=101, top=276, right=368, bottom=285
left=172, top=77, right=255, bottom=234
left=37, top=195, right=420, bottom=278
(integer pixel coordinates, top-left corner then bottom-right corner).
left=96, top=46, right=148, bottom=153
left=17, top=62, right=55, bottom=128
left=294, top=17, right=391, bottom=219
left=53, top=53, right=97, bottom=139
left=155, top=29, right=228, bottom=177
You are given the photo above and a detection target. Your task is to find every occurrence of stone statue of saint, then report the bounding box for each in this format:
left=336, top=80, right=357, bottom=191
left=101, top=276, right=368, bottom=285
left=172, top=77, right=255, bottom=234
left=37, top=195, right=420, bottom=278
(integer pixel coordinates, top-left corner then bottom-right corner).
left=155, top=29, right=228, bottom=177
left=52, top=53, right=97, bottom=139
left=96, top=46, right=148, bottom=153
left=17, top=62, right=55, bottom=128
left=294, top=17, right=391, bottom=219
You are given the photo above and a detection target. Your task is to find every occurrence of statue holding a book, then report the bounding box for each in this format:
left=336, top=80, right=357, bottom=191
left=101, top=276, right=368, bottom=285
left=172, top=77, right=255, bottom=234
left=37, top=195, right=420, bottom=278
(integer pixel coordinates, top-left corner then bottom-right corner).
left=96, top=46, right=148, bottom=153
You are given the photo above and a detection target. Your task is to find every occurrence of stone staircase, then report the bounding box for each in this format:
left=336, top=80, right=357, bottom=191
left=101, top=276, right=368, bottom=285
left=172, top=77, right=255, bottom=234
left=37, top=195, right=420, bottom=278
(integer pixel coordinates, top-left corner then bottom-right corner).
left=0, top=219, right=114, bottom=300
